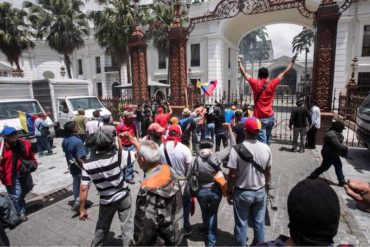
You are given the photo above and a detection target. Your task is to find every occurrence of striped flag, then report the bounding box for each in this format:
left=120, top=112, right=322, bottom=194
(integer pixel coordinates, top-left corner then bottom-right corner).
left=201, top=80, right=217, bottom=96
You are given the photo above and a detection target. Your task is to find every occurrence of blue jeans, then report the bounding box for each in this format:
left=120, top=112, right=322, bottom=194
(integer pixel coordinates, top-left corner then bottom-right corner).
left=205, top=123, right=215, bottom=143
left=72, top=174, right=81, bottom=205
left=36, top=135, right=52, bottom=154
left=310, top=149, right=345, bottom=183
left=197, top=186, right=222, bottom=247
left=233, top=187, right=266, bottom=246
left=6, top=174, right=33, bottom=215
left=123, top=146, right=135, bottom=180
left=258, top=116, right=275, bottom=145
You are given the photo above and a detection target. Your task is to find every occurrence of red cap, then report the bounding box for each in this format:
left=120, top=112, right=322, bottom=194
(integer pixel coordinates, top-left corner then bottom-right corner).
left=168, top=124, right=181, bottom=136
left=244, top=117, right=262, bottom=133
left=148, top=123, right=165, bottom=133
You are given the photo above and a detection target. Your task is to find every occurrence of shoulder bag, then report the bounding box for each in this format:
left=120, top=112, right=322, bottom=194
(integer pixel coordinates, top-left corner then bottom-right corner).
left=233, top=143, right=264, bottom=173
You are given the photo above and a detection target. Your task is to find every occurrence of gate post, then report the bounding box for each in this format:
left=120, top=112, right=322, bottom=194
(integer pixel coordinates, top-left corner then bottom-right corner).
left=169, top=9, right=188, bottom=107
left=312, top=1, right=341, bottom=144
left=129, top=26, right=149, bottom=104
left=312, top=1, right=340, bottom=112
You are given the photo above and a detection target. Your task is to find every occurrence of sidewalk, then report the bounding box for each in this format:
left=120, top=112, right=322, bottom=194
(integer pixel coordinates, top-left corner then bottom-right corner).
left=5, top=142, right=369, bottom=246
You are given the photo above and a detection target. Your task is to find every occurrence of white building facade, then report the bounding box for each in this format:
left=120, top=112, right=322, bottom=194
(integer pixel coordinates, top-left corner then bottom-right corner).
left=0, top=0, right=369, bottom=101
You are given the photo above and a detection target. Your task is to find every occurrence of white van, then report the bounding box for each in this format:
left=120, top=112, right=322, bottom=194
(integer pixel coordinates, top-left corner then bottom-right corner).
left=32, top=79, right=112, bottom=129
left=0, top=99, right=55, bottom=145
left=57, top=96, right=111, bottom=128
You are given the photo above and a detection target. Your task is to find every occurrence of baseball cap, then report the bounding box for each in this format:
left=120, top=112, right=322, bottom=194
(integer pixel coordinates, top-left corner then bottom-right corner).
left=168, top=124, right=181, bottom=136
left=1, top=127, right=17, bottom=136
left=244, top=117, right=262, bottom=133
left=102, top=115, right=111, bottom=121
left=170, top=117, right=179, bottom=125
left=123, top=111, right=136, bottom=118
left=330, top=121, right=346, bottom=132
left=148, top=123, right=165, bottom=133
left=182, top=108, right=191, bottom=116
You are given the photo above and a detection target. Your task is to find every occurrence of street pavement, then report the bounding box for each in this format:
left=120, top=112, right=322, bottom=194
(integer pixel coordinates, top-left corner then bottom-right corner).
left=4, top=138, right=370, bottom=246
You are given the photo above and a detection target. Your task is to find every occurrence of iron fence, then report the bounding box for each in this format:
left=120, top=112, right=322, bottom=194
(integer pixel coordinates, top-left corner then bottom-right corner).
left=331, top=89, right=367, bottom=147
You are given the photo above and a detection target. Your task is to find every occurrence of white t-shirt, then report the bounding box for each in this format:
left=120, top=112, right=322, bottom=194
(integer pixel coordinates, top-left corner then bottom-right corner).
left=86, top=120, right=101, bottom=135
left=159, top=141, right=192, bottom=177
left=311, top=106, right=321, bottom=129
left=227, top=140, right=272, bottom=190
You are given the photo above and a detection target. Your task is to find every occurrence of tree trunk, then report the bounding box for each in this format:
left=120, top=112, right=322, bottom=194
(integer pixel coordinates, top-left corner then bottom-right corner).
left=126, top=58, right=131, bottom=84
left=14, top=59, right=21, bottom=71
left=64, top=53, right=72, bottom=79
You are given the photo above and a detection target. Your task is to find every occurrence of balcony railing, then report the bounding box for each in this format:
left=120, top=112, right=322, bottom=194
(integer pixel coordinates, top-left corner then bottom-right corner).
left=104, top=66, right=120, bottom=72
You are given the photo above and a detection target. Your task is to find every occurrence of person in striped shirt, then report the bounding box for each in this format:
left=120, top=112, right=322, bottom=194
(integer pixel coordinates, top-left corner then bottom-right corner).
left=79, top=131, right=132, bottom=247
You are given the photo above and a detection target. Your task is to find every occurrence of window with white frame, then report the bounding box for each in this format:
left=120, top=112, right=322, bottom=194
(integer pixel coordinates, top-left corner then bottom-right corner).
left=362, top=25, right=370, bottom=57
left=78, top=59, right=83, bottom=75
left=191, top=44, right=200, bottom=67
left=158, top=48, right=167, bottom=69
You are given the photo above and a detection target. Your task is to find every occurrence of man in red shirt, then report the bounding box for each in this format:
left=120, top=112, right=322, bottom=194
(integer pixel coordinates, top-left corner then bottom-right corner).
left=238, top=56, right=296, bottom=144
left=154, top=103, right=173, bottom=130
left=0, top=127, right=37, bottom=222
left=116, top=111, right=137, bottom=184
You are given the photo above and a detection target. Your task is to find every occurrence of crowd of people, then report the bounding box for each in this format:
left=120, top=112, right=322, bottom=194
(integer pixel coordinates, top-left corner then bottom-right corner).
left=0, top=55, right=369, bottom=247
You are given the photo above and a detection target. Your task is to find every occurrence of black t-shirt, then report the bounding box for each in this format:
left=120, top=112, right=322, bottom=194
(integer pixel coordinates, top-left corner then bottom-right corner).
left=232, top=122, right=245, bottom=144
left=213, top=113, right=226, bottom=135
left=141, top=117, right=152, bottom=137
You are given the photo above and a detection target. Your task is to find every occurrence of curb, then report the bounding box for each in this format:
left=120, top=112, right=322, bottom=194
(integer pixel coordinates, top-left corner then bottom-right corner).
left=311, top=149, right=369, bottom=246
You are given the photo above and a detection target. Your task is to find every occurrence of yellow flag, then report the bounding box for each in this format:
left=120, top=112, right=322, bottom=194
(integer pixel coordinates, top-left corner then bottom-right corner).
left=196, top=80, right=202, bottom=88
left=19, top=111, right=28, bottom=133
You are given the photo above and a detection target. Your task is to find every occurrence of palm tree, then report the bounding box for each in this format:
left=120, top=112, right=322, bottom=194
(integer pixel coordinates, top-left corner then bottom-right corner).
left=89, top=0, right=150, bottom=84
left=292, top=27, right=314, bottom=92
left=23, top=0, right=89, bottom=79
left=0, top=2, right=34, bottom=72
left=147, top=0, right=189, bottom=84
left=240, top=27, right=269, bottom=75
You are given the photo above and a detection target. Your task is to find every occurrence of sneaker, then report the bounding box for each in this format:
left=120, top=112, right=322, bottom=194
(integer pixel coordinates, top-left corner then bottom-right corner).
left=47, top=151, right=56, bottom=156
left=19, top=214, right=28, bottom=223
left=183, top=226, right=192, bottom=237
left=299, top=149, right=305, bottom=153
left=291, top=148, right=297, bottom=152
left=126, top=179, right=135, bottom=184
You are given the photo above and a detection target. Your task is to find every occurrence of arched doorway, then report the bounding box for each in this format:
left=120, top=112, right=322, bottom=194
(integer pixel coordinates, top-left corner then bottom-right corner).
left=111, top=82, right=121, bottom=98
left=270, top=67, right=298, bottom=95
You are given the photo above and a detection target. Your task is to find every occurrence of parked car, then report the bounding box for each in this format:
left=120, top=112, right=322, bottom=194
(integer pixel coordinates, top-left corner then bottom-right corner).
left=356, top=93, right=370, bottom=151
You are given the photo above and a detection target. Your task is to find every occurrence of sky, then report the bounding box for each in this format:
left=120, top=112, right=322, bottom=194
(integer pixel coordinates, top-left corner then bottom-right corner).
left=265, top=23, right=314, bottom=61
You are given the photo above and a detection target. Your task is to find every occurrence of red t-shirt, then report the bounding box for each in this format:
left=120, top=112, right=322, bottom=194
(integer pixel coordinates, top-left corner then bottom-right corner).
left=116, top=122, right=136, bottom=146
left=248, top=77, right=281, bottom=118
left=155, top=113, right=171, bottom=129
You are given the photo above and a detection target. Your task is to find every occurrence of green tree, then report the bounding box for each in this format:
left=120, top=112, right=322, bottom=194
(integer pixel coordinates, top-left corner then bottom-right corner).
left=0, top=2, right=34, bottom=71
left=292, top=27, right=314, bottom=91
left=89, top=0, right=150, bottom=84
left=23, top=0, right=89, bottom=78
left=240, top=27, right=270, bottom=75
left=147, top=0, right=189, bottom=84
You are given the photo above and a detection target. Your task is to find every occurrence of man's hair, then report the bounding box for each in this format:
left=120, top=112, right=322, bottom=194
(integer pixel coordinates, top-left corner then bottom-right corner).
left=199, top=138, right=214, bottom=149
left=78, top=109, right=85, bottom=115
left=64, top=121, right=76, bottom=135
left=95, top=131, right=114, bottom=151
left=258, top=67, right=269, bottom=79
left=138, top=140, right=161, bottom=164
left=93, top=110, right=100, bottom=118
left=312, top=100, right=318, bottom=105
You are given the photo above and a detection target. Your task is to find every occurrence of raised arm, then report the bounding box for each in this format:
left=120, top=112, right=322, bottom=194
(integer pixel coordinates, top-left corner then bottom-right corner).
left=277, top=54, right=297, bottom=81
left=238, top=59, right=252, bottom=81
left=167, top=102, right=173, bottom=116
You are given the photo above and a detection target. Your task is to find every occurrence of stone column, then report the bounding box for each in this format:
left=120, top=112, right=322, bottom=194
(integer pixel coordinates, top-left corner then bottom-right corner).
left=312, top=1, right=341, bottom=144
left=128, top=26, right=149, bottom=104
left=169, top=19, right=188, bottom=107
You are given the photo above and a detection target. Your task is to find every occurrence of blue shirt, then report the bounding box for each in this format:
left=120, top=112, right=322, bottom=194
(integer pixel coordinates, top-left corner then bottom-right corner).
left=62, top=135, right=87, bottom=176
left=224, top=109, right=235, bottom=123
